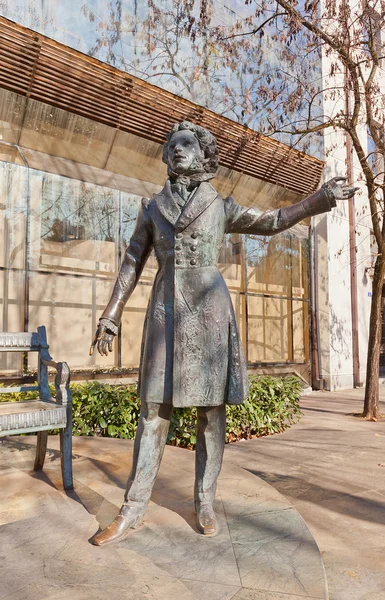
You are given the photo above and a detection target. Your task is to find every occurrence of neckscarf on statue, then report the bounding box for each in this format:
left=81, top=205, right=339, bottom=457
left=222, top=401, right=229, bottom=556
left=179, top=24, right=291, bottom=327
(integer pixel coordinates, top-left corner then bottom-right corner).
left=169, top=170, right=216, bottom=206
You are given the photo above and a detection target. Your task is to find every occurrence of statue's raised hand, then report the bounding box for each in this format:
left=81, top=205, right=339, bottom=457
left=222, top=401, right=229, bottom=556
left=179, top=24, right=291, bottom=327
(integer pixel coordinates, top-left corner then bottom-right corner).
left=89, top=318, right=118, bottom=356
left=322, top=177, right=359, bottom=202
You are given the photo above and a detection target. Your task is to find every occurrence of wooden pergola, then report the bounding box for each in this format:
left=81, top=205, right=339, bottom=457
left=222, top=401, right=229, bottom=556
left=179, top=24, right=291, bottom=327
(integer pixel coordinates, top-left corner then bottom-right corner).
left=0, top=16, right=323, bottom=196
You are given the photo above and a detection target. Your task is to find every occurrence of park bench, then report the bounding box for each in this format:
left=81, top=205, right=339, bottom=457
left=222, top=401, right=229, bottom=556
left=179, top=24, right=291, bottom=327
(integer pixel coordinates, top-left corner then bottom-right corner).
left=0, top=326, right=73, bottom=490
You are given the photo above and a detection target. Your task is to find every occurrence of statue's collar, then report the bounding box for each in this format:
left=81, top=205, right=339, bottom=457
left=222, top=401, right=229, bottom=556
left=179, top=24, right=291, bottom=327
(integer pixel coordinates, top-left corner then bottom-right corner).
left=155, top=180, right=219, bottom=231
left=168, top=169, right=216, bottom=188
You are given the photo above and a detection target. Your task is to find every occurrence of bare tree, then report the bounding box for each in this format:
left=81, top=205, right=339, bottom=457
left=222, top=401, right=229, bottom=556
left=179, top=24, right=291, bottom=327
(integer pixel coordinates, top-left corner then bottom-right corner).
left=210, top=0, right=385, bottom=419
left=81, top=0, right=301, bottom=129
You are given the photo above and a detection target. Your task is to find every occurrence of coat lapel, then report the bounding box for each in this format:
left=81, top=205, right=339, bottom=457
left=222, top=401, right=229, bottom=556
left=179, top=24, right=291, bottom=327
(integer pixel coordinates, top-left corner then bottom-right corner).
left=175, top=182, right=219, bottom=232
left=155, top=180, right=219, bottom=231
left=155, top=180, right=181, bottom=227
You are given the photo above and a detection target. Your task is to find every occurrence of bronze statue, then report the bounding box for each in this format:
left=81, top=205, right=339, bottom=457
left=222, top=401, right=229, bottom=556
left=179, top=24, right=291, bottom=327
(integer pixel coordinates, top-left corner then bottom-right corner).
left=89, top=121, right=357, bottom=545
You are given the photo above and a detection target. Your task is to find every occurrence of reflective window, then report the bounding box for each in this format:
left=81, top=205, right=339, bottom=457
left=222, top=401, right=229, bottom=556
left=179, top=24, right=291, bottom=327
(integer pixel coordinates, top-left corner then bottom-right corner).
left=20, top=99, right=116, bottom=169
left=0, top=158, right=310, bottom=376
left=26, top=172, right=121, bottom=371
left=36, top=174, right=119, bottom=276
left=244, top=233, right=309, bottom=364
left=218, top=233, right=245, bottom=349
left=0, top=162, right=27, bottom=375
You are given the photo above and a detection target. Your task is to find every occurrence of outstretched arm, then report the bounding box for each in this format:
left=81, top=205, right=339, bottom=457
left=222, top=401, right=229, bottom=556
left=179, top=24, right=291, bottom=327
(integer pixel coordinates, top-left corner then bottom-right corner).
left=225, top=177, right=358, bottom=235
left=90, top=198, right=153, bottom=356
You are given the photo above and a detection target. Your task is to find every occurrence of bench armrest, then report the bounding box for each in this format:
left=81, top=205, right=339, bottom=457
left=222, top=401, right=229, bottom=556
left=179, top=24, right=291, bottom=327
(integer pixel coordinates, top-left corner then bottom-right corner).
left=41, top=358, right=71, bottom=406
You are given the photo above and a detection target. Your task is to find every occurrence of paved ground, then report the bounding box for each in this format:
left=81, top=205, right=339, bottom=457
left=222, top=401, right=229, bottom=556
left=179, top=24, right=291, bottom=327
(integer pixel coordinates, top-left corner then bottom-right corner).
left=226, top=388, right=385, bottom=600
left=0, top=434, right=327, bottom=600
left=1, top=388, right=384, bottom=600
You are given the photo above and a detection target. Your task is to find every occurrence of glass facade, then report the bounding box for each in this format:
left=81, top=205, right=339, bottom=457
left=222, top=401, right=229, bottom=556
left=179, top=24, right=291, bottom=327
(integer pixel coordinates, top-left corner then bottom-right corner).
left=0, top=12, right=312, bottom=381
left=0, top=160, right=310, bottom=378
left=245, top=235, right=309, bottom=364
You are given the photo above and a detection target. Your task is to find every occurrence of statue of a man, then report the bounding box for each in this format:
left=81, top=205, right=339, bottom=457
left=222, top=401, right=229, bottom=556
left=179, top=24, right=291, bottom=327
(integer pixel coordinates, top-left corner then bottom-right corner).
left=90, top=121, right=356, bottom=545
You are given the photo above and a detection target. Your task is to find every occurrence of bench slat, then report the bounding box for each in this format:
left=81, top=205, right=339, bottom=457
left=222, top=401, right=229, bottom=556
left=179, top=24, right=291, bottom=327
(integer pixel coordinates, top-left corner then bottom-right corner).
left=1, top=423, right=66, bottom=436
left=0, top=400, right=59, bottom=414
left=0, top=332, right=41, bottom=350
left=0, top=401, right=67, bottom=435
left=0, top=386, right=39, bottom=394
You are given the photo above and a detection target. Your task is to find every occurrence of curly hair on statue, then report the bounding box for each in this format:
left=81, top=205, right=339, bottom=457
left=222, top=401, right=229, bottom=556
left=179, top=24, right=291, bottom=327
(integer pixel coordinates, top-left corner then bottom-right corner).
left=162, top=121, right=219, bottom=175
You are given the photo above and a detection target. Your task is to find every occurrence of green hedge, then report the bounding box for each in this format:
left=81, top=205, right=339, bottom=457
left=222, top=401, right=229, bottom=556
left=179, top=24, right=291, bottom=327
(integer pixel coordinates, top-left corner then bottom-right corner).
left=1, top=375, right=303, bottom=448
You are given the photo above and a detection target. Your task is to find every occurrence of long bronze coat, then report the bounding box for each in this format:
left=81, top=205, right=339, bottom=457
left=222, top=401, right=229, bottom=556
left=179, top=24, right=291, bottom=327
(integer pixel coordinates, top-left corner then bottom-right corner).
left=102, top=180, right=332, bottom=408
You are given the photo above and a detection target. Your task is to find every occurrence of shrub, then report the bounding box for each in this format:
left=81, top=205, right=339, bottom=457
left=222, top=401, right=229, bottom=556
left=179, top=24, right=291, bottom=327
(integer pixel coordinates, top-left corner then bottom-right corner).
left=1, top=375, right=302, bottom=447
left=71, top=382, right=141, bottom=438
left=225, top=375, right=303, bottom=443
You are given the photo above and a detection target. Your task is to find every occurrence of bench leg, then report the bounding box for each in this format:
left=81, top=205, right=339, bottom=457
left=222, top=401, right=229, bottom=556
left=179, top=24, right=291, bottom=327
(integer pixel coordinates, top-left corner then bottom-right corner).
left=60, top=424, right=73, bottom=491
left=34, top=431, right=48, bottom=471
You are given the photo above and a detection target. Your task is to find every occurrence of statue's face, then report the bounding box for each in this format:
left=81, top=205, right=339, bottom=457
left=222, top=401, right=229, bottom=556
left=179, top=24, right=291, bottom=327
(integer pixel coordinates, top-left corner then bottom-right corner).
left=167, top=130, right=205, bottom=174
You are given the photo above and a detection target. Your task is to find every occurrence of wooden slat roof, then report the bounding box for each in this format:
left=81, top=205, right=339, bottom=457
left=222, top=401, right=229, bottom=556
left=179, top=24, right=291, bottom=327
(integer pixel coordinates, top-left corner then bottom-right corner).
left=0, top=16, right=324, bottom=195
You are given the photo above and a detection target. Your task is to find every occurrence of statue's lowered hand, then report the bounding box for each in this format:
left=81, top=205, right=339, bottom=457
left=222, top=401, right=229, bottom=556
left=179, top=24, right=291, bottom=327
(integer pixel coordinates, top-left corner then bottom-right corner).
left=323, top=177, right=359, bottom=201
left=89, top=319, right=117, bottom=356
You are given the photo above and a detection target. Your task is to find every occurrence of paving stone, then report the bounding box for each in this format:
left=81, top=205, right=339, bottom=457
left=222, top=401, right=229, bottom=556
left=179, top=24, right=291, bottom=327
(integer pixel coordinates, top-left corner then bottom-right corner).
left=226, top=388, right=385, bottom=600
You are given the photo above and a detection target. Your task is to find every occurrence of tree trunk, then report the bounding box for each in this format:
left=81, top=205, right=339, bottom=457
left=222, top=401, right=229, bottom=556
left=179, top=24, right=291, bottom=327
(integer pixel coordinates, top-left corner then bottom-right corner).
left=363, top=251, right=385, bottom=419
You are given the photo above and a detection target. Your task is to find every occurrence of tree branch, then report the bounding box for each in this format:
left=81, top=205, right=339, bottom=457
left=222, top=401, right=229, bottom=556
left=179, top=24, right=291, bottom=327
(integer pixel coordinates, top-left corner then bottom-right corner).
left=220, top=12, right=288, bottom=41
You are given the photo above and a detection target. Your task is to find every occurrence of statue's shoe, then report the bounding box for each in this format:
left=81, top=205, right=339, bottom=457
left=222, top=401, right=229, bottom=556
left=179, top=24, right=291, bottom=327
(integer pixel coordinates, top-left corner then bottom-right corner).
left=195, top=501, right=218, bottom=536
left=92, top=502, right=146, bottom=546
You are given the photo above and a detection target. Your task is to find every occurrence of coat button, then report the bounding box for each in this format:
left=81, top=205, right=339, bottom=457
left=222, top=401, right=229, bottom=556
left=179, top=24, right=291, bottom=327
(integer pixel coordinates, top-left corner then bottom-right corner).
left=176, top=258, right=181, bottom=265
left=191, top=245, right=197, bottom=251
left=191, top=232, right=198, bottom=239
left=175, top=245, right=182, bottom=251
left=190, top=258, right=197, bottom=266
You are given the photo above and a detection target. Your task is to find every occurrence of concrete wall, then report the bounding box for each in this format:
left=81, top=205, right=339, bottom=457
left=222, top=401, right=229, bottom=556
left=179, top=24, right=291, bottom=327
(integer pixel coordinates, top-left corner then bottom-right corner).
left=316, top=32, right=373, bottom=390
